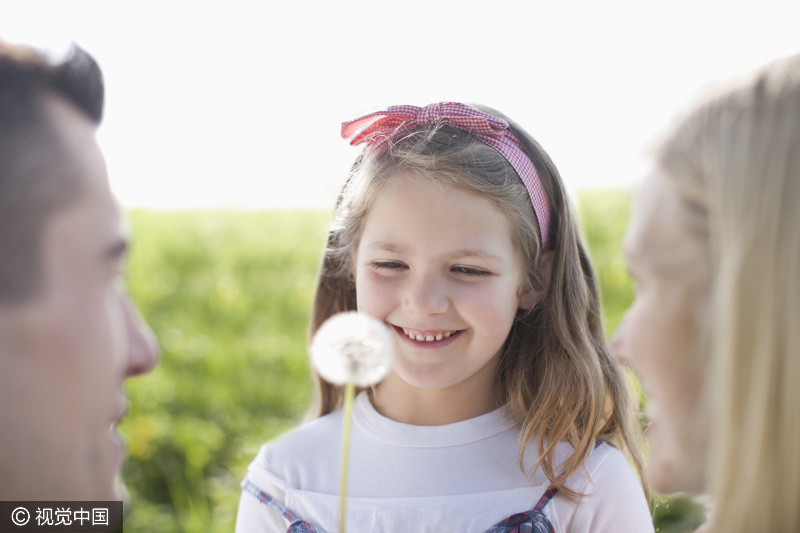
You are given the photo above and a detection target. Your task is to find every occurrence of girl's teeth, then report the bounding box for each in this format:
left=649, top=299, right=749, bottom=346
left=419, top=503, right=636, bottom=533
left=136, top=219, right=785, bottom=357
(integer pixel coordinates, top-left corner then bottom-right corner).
left=401, top=329, right=457, bottom=342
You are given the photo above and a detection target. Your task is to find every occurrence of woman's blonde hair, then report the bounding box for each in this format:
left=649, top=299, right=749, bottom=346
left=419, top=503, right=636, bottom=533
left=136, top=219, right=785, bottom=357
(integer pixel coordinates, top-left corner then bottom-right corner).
left=656, top=54, right=800, bottom=532
left=310, top=104, right=647, bottom=499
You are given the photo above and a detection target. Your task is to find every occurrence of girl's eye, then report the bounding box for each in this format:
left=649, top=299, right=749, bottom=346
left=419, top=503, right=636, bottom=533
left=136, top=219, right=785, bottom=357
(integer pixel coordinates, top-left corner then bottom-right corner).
left=452, top=266, right=490, bottom=277
left=372, top=261, right=407, bottom=272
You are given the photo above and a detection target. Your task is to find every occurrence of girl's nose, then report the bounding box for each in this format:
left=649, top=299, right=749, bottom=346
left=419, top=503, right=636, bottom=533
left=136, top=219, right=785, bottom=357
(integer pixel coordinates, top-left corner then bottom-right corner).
left=403, top=272, right=450, bottom=317
left=120, top=290, right=160, bottom=377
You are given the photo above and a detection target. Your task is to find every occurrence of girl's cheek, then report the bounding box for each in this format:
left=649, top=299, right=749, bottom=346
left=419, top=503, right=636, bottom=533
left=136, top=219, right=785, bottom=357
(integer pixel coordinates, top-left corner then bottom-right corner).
left=373, top=278, right=400, bottom=300
left=355, top=268, right=396, bottom=310
left=461, top=278, right=514, bottom=308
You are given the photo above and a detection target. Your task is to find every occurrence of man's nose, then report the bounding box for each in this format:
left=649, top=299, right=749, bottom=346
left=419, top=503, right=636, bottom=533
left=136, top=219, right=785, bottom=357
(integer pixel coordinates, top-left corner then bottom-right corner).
left=121, top=289, right=159, bottom=377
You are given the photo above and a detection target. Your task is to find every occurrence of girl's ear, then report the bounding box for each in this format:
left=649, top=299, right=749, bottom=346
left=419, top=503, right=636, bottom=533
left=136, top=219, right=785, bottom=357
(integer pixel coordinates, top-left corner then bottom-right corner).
left=519, top=251, right=554, bottom=309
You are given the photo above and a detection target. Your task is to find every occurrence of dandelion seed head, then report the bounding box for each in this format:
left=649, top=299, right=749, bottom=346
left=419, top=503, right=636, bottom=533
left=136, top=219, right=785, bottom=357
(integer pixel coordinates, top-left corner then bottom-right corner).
left=310, top=312, right=395, bottom=386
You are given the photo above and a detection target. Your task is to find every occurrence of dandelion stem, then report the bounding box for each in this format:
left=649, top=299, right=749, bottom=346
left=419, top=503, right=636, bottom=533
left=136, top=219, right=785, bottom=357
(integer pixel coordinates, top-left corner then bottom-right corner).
left=338, top=381, right=356, bottom=533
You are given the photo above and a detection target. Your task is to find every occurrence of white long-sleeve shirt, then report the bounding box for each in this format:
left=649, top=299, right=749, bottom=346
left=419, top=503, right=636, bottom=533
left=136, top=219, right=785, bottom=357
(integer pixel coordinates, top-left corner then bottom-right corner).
left=236, top=392, right=653, bottom=532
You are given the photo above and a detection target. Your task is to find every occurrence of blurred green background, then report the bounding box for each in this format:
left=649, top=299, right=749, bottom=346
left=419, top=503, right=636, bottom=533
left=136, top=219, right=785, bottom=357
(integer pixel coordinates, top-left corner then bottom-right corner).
left=119, top=192, right=704, bottom=532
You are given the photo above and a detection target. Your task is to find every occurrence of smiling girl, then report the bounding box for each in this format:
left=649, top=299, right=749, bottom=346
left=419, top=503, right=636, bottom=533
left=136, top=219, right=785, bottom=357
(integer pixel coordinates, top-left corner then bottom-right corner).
left=237, top=102, right=652, bottom=532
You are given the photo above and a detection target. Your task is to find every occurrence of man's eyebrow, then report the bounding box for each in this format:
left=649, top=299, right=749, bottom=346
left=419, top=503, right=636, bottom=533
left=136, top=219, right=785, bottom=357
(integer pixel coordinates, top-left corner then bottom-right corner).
left=103, top=238, right=129, bottom=262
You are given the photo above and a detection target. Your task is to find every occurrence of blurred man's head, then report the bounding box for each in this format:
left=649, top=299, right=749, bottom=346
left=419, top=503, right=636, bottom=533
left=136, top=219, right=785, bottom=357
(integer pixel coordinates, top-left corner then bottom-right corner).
left=0, top=42, right=158, bottom=500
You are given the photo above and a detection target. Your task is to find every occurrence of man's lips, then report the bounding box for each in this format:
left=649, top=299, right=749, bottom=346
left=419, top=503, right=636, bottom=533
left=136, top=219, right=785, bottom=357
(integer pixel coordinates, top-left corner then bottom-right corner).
left=110, top=395, right=128, bottom=428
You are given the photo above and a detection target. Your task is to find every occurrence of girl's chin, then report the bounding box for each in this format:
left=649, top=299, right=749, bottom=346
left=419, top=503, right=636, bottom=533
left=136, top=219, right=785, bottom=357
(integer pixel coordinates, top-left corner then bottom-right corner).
left=384, top=364, right=454, bottom=391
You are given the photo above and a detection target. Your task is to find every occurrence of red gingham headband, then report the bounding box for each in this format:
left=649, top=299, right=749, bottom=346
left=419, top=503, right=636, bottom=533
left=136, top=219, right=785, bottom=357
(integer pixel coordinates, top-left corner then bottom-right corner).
left=341, top=102, right=552, bottom=251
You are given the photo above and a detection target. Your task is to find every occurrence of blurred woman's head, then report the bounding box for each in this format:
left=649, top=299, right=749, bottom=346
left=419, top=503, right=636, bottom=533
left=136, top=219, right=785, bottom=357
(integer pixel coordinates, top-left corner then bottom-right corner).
left=613, top=174, right=712, bottom=495
left=613, top=53, right=800, bottom=532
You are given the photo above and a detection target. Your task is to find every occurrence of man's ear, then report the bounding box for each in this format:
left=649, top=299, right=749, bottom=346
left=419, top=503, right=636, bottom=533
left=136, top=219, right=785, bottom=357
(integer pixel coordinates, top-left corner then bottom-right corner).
left=519, top=251, right=554, bottom=310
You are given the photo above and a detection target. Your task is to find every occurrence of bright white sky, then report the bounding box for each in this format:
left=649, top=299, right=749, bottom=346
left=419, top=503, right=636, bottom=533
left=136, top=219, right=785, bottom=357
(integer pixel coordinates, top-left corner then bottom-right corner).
left=2, top=1, right=798, bottom=209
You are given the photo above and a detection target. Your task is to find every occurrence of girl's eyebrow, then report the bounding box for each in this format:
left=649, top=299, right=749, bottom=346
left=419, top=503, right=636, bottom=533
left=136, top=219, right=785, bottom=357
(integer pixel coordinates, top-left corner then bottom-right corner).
left=363, top=241, right=406, bottom=254
left=449, top=249, right=503, bottom=262
left=364, top=241, right=502, bottom=262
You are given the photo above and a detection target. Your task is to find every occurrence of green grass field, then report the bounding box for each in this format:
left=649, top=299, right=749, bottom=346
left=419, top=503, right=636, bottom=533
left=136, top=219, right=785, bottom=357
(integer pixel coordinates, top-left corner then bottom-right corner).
left=119, top=193, right=703, bottom=532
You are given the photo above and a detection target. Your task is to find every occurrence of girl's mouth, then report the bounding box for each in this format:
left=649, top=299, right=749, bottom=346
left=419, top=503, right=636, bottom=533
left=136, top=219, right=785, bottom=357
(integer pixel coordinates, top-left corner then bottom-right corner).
left=393, top=325, right=464, bottom=345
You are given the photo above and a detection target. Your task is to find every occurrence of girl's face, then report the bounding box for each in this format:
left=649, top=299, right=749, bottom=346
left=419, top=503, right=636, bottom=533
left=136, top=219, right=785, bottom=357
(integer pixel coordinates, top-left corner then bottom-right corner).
left=611, top=174, right=711, bottom=494
left=355, top=175, right=526, bottom=408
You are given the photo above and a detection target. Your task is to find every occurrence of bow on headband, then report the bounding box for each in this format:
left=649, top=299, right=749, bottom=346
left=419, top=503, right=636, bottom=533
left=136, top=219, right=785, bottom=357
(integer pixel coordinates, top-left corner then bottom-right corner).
left=341, top=102, right=552, bottom=251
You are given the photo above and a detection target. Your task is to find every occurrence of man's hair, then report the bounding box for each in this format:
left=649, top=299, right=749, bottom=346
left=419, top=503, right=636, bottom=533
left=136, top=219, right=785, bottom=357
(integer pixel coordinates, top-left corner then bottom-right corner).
left=0, top=42, right=104, bottom=303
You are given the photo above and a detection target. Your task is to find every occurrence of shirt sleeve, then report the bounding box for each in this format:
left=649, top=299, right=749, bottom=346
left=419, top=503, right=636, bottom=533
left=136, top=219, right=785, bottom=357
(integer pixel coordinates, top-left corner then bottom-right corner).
left=235, top=484, right=288, bottom=533
left=235, top=446, right=292, bottom=533
left=567, top=445, right=654, bottom=533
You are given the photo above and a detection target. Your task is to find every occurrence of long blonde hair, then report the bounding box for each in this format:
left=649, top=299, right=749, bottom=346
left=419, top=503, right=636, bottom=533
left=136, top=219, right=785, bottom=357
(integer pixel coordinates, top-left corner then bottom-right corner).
left=656, top=54, right=800, bottom=532
left=310, top=104, right=647, bottom=499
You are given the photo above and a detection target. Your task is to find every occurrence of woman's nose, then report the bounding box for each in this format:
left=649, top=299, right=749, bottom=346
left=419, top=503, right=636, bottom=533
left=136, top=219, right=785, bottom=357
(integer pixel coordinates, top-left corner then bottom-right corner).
left=608, top=316, right=628, bottom=365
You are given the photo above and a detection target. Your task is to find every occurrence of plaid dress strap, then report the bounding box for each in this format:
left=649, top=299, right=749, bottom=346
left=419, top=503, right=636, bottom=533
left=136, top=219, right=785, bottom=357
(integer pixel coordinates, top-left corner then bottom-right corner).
left=483, top=486, right=557, bottom=533
left=243, top=478, right=555, bottom=533
left=485, top=440, right=604, bottom=532
left=242, top=480, right=326, bottom=533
